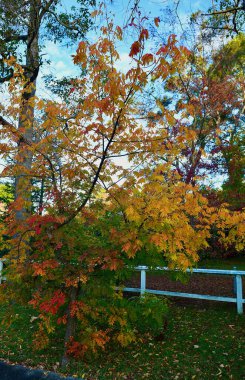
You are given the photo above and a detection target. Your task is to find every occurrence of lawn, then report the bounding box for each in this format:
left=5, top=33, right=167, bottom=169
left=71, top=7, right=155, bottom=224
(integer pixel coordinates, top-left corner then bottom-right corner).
left=199, top=255, right=245, bottom=270
left=0, top=256, right=244, bottom=379
left=0, top=302, right=244, bottom=380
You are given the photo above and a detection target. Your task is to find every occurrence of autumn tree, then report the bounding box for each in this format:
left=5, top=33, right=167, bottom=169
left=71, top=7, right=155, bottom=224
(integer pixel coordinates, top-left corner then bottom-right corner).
left=0, top=8, right=244, bottom=365
left=209, top=34, right=245, bottom=210
left=0, top=15, right=199, bottom=361
left=0, top=0, right=95, bottom=223
left=192, top=0, right=245, bottom=37
left=147, top=9, right=244, bottom=192
left=139, top=11, right=245, bottom=258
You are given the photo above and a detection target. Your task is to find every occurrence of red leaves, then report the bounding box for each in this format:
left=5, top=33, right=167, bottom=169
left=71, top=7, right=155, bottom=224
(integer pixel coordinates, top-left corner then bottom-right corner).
left=32, top=260, right=59, bottom=276
left=179, top=46, right=191, bottom=56
left=96, top=97, right=111, bottom=112
left=29, top=292, right=41, bottom=308
left=156, top=34, right=178, bottom=56
left=156, top=45, right=169, bottom=55
left=102, top=256, right=123, bottom=271
left=116, top=25, right=123, bottom=40
left=30, top=290, right=66, bottom=316
left=74, top=41, right=87, bottom=67
left=40, top=290, right=66, bottom=315
left=35, top=225, right=41, bottom=235
left=129, top=41, right=141, bottom=57
left=66, top=331, right=110, bottom=358
left=69, top=87, right=75, bottom=95
left=139, top=29, right=149, bottom=41
left=129, top=28, right=150, bottom=57
left=27, top=214, right=65, bottom=237
left=57, top=315, right=67, bottom=325
left=91, top=330, right=110, bottom=349
left=32, top=263, right=46, bottom=276
left=141, top=53, right=154, bottom=65
left=66, top=338, right=88, bottom=358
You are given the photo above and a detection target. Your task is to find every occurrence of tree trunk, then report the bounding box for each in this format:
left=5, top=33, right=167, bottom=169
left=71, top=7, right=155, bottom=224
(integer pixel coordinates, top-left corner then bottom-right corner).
left=61, top=286, right=80, bottom=368
left=14, top=1, right=40, bottom=223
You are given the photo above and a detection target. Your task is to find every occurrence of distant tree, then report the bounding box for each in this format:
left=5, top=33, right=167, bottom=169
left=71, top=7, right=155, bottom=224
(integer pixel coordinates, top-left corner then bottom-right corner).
left=193, top=0, right=245, bottom=37
left=0, top=182, right=14, bottom=257
left=0, top=182, right=14, bottom=206
left=209, top=33, right=245, bottom=210
left=0, top=0, right=95, bottom=223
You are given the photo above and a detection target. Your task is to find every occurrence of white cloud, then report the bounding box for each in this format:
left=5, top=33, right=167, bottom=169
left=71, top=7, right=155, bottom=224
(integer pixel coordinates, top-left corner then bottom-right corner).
left=44, top=41, right=64, bottom=59
left=114, top=52, right=132, bottom=73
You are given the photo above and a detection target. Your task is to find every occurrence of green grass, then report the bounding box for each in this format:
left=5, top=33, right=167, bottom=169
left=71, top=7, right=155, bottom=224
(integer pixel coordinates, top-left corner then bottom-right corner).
left=0, top=257, right=244, bottom=379
left=0, top=303, right=244, bottom=379
left=199, top=255, right=245, bottom=270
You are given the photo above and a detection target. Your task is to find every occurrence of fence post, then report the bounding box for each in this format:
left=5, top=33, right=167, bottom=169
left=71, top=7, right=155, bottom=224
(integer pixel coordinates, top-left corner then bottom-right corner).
left=0, top=260, right=3, bottom=285
left=140, top=268, right=146, bottom=296
left=235, top=275, right=243, bottom=315
left=233, top=267, right=237, bottom=295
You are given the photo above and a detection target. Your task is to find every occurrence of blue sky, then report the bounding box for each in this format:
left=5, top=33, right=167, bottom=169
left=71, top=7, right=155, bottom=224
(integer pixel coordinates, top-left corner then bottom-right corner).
left=40, top=0, right=212, bottom=90
left=0, top=0, right=225, bottom=188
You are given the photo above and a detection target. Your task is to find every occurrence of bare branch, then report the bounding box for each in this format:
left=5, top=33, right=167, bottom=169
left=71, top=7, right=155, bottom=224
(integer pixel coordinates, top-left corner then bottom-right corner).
left=123, top=0, right=141, bottom=29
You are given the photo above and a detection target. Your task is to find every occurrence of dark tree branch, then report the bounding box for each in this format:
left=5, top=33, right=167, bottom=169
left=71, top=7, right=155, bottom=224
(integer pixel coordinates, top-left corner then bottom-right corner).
left=105, top=150, right=149, bottom=159
left=123, top=0, right=141, bottom=28
left=46, top=9, right=80, bottom=32
left=0, top=115, right=15, bottom=128
left=232, top=6, right=239, bottom=34
left=39, top=0, right=58, bottom=20
left=58, top=87, right=134, bottom=228
left=0, top=34, right=28, bottom=43
left=202, top=6, right=244, bottom=16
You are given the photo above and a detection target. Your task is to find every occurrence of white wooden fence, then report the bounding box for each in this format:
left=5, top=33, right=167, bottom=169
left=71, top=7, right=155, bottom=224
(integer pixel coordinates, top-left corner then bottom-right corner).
left=123, top=266, right=245, bottom=315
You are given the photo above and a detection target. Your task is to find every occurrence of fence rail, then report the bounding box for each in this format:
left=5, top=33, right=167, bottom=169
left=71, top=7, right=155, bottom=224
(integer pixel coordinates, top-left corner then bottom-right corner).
left=122, top=266, right=245, bottom=315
